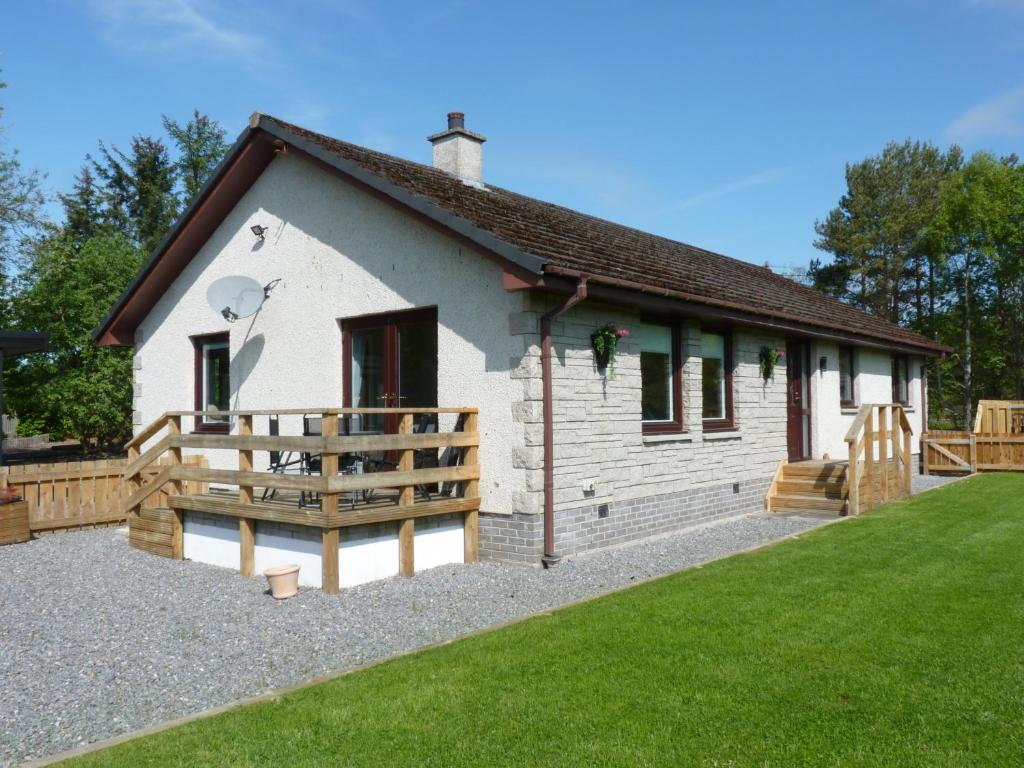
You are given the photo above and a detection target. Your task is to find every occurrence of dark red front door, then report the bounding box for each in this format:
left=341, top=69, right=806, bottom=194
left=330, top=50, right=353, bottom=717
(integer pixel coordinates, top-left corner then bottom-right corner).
left=786, top=340, right=812, bottom=461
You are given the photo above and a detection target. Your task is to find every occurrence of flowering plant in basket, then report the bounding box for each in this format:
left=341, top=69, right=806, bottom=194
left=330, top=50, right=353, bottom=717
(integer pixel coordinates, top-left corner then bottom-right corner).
left=591, top=324, right=630, bottom=374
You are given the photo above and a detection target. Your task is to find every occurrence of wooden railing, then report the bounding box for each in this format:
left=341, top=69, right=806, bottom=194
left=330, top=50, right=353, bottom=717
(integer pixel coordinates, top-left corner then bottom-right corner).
left=844, top=403, right=913, bottom=516
left=123, top=407, right=480, bottom=592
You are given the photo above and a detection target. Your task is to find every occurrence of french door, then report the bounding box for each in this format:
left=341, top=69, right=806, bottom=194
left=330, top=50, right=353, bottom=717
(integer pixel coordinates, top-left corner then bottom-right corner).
left=342, top=308, right=438, bottom=436
left=786, top=340, right=812, bottom=462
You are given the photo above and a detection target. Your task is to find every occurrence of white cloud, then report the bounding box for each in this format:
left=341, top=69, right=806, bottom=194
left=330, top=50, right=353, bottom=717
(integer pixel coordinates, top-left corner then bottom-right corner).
left=946, top=85, right=1024, bottom=142
left=85, top=0, right=262, bottom=59
left=672, top=168, right=789, bottom=211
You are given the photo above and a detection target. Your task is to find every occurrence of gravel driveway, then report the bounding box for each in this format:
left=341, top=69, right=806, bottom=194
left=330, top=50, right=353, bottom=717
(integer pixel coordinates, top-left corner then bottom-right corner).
left=0, top=512, right=828, bottom=766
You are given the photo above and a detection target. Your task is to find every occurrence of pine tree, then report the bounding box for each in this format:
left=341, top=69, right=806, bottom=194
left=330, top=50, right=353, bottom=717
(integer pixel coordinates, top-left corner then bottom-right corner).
left=59, top=164, right=105, bottom=246
left=92, top=136, right=178, bottom=254
left=163, top=110, right=229, bottom=204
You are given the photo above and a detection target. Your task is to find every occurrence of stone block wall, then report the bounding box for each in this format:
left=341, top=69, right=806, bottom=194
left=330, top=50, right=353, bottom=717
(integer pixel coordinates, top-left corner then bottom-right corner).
left=479, top=295, right=788, bottom=564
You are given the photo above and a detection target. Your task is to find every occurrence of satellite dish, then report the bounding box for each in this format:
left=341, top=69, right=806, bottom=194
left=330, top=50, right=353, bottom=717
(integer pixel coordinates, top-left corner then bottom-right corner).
left=206, top=276, right=267, bottom=322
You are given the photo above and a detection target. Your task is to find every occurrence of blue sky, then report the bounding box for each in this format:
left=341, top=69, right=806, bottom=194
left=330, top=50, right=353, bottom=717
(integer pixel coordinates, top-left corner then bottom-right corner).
left=2, top=0, right=1022, bottom=271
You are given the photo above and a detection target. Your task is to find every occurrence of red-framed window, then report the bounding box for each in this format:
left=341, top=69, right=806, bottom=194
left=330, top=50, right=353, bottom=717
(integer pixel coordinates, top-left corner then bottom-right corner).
left=892, top=355, right=910, bottom=405
left=192, top=332, right=230, bottom=433
left=702, top=329, right=734, bottom=431
left=839, top=345, right=856, bottom=408
left=638, top=322, right=684, bottom=435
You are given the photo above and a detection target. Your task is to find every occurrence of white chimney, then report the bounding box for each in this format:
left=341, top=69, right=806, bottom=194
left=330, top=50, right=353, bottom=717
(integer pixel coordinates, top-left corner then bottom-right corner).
left=427, top=112, right=486, bottom=184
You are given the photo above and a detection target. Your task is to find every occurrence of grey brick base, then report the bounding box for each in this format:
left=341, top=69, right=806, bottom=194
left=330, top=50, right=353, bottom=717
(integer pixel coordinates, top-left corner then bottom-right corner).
left=478, top=511, right=543, bottom=565
left=479, top=475, right=771, bottom=565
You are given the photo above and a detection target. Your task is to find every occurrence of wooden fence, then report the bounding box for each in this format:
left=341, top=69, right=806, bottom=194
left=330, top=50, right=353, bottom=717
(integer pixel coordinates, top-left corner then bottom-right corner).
left=922, top=430, right=1024, bottom=474
left=0, top=455, right=207, bottom=534
left=973, top=400, right=1024, bottom=435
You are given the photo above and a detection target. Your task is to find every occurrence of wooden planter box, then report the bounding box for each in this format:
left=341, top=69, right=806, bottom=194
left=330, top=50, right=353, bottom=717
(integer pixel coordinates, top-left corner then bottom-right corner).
left=0, top=500, right=30, bottom=545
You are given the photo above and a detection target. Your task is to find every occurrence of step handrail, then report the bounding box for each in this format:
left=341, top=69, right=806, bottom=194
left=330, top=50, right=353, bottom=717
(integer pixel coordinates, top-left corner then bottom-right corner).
left=844, top=403, right=913, bottom=515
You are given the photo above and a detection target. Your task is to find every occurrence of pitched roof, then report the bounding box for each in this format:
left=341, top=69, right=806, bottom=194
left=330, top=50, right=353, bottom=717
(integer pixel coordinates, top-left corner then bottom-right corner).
left=262, top=116, right=946, bottom=354
left=96, top=113, right=948, bottom=355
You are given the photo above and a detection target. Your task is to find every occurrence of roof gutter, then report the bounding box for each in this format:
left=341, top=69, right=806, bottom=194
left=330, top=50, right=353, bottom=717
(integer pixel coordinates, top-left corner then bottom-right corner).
left=540, top=277, right=588, bottom=566
left=539, top=265, right=950, bottom=357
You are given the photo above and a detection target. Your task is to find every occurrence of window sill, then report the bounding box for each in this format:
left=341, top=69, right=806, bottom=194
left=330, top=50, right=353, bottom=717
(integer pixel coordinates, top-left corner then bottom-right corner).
left=841, top=407, right=860, bottom=415
left=192, top=424, right=230, bottom=435
left=642, top=432, right=693, bottom=445
left=703, top=429, right=741, bottom=440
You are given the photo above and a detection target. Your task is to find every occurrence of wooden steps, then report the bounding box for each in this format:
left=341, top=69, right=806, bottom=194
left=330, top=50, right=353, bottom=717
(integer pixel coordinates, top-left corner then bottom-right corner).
left=129, top=507, right=175, bottom=558
left=767, top=461, right=849, bottom=516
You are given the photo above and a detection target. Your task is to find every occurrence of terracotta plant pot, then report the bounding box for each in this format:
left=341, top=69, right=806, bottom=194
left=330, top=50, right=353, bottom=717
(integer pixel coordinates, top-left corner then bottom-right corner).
left=264, top=563, right=300, bottom=599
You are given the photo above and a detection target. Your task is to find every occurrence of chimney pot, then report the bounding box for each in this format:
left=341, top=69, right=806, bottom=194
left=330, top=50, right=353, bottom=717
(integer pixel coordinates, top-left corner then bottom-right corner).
left=447, top=112, right=465, bottom=130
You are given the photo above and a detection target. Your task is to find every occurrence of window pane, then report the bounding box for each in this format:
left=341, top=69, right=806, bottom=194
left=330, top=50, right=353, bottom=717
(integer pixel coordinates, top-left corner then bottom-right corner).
left=839, top=348, right=853, bottom=404
left=351, top=327, right=386, bottom=433
left=641, top=351, right=671, bottom=421
left=203, top=342, right=230, bottom=422
left=702, top=357, right=724, bottom=419
left=702, top=332, right=725, bottom=420
left=639, top=324, right=673, bottom=422
left=892, top=357, right=908, bottom=403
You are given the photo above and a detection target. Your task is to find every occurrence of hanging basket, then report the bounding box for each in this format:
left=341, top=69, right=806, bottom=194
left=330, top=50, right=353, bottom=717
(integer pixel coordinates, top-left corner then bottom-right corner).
left=759, top=346, right=784, bottom=383
left=590, top=324, right=630, bottom=375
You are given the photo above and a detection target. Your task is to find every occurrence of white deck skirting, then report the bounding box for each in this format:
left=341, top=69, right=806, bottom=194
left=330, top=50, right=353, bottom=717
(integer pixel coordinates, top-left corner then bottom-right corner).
left=182, top=511, right=464, bottom=589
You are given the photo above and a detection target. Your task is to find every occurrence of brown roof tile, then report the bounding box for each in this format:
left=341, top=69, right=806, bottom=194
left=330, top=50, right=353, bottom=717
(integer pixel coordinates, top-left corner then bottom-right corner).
left=264, top=116, right=946, bottom=354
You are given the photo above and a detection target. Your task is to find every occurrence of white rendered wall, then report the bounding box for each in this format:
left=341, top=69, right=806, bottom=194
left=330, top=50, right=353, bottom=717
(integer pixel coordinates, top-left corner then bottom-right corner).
left=254, top=522, right=324, bottom=588
left=412, top=513, right=465, bottom=571
left=811, top=342, right=924, bottom=461
left=339, top=523, right=400, bottom=588
left=182, top=512, right=240, bottom=571
left=133, top=153, right=525, bottom=515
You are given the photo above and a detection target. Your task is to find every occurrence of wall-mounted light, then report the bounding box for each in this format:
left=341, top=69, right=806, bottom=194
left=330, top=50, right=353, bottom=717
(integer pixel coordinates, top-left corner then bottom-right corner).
left=819, top=356, right=828, bottom=374
left=250, top=224, right=268, bottom=241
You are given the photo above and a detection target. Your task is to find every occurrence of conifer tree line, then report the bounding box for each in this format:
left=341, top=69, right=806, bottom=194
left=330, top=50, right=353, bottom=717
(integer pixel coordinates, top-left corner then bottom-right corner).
left=810, top=141, right=1024, bottom=429
left=1, top=70, right=228, bottom=449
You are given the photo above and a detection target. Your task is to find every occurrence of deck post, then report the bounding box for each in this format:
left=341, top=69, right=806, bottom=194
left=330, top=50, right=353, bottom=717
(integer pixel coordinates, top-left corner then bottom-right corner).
left=463, top=411, right=479, bottom=563
left=902, top=416, right=911, bottom=496
left=890, top=406, right=900, bottom=497
left=847, top=438, right=859, bottom=516
left=321, top=413, right=340, bottom=594
left=878, top=406, right=889, bottom=502
left=398, top=413, right=415, bottom=577
left=322, top=528, right=339, bottom=594
left=238, top=414, right=255, bottom=577
left=167, top=415, right=184, bottom=559
left=864, top=409, right=875, bottom=511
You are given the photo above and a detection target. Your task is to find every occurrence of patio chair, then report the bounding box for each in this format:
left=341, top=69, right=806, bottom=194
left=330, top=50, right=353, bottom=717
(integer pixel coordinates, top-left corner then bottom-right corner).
left=262, top=415, right=303, bottom=502
left=299, top=415, right=322, bottom=509
left=365, top=415, right=438, bottom=502
left=439, top=412, right=467, bottom=497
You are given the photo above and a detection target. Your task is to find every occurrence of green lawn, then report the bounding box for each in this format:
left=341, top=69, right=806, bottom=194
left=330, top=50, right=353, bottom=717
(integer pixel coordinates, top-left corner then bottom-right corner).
left=66, top=474, right=1024, bottom=767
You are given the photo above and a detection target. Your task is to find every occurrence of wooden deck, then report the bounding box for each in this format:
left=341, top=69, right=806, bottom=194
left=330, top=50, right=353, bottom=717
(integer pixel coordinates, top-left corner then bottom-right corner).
left=123, top=407, right=481, bottom=593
